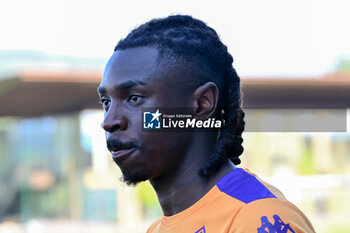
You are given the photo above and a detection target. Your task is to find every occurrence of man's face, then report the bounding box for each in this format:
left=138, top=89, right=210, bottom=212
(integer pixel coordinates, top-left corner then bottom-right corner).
left=98, top=47, right=193, bottom=185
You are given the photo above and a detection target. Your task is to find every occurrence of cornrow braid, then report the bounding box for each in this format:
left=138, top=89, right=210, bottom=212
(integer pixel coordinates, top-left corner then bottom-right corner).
left=198, top=65, right=245, bottom=177
left=115, top=15, right=245, bottom=178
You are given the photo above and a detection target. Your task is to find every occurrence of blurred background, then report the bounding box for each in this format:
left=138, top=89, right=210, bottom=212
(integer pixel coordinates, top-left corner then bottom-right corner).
left=0, top=0, right=349, bottom=232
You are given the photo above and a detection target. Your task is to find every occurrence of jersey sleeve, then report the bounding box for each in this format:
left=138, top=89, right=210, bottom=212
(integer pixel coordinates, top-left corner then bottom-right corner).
left=229, top=198, right=316, bottom=233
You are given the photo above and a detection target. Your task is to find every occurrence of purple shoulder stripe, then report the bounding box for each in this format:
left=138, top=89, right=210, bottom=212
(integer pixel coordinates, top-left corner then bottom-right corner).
left=216, top=168, right=276, bottom=204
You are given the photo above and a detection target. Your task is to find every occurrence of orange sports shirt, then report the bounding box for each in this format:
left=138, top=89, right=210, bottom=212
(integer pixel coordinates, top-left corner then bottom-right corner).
left=147, top=168, right=316, bottom=233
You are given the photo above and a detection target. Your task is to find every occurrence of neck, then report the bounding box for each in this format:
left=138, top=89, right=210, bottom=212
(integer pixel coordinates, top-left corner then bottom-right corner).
left=149, top=133, right=236, bottom=216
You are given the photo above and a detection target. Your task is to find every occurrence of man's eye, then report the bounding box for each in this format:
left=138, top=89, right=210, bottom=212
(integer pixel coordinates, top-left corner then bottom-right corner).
left=127, top=95, right=144, bottom=104
left=99, top=98, right=111, bottom=109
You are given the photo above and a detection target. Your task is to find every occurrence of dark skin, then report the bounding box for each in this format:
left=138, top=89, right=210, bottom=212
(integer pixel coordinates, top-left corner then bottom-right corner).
left=98, top=46, right=236, bottom=216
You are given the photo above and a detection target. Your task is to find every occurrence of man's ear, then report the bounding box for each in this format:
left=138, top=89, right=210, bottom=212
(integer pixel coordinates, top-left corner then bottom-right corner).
left=192, top=82, right=219, bottom=119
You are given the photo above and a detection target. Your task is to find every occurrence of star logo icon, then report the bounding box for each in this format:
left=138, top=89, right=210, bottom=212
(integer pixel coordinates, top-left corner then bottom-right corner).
left=150, top=109, right=161, bottom=122
left=143, top=109, right=162, bottom=129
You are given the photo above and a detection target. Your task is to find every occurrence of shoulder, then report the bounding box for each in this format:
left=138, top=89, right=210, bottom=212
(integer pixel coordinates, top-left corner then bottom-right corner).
left=217, top=168, right=315, bottom=232
left=229, top=198, right=316, bottom=233
left=217, top=168, right=280, bottom=203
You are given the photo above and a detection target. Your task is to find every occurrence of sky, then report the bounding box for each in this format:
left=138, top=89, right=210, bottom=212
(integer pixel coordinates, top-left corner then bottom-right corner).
left=1, top=0, right=350, bottom=77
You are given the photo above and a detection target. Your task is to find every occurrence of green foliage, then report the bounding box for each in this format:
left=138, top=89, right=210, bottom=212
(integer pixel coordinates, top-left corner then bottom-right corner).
left=328, top=226, right=350, bottom=233
left=136, top=181, right=162, bottom=218
left=136, top=181, right=159, bottom=207
left=298, top=147, right=317, bottom=175
left=336, top=59, right=350, bottom=72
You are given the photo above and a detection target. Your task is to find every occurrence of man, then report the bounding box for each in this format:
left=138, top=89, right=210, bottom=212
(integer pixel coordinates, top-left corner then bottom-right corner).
left=98, top=15, right=315, bottom=233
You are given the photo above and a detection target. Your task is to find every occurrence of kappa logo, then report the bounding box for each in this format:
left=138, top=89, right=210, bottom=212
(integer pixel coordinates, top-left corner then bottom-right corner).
left=257, top=215, right=295, bottom=233
left=195, top=226, right=206, bottom=233
left=143, top=109, right=162, bottom=129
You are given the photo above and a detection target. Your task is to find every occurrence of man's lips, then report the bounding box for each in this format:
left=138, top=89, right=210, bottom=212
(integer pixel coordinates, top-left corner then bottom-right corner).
left=111, top=147, right=137, bottom=159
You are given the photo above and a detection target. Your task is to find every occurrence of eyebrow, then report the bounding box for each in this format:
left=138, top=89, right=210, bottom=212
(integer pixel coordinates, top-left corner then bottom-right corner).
left=97, top=80, right=147, bottom=94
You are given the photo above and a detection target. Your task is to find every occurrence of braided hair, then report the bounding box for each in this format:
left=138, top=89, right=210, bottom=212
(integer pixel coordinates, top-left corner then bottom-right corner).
left=115, top=15, right=245, bottom=178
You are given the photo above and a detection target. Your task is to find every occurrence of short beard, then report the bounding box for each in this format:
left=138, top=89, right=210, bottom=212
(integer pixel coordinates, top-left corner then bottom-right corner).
left=119, top=171, right=148, bottom=186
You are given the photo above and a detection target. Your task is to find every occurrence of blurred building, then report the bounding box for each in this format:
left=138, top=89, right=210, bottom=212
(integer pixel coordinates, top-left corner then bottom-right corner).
left=0, top=51, right=349, bottom=233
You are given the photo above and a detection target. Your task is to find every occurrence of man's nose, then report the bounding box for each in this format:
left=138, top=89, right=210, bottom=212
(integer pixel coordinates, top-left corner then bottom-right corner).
left=101, top=109, right=128, bottom=132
